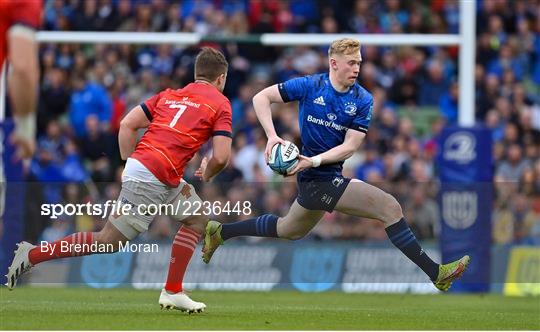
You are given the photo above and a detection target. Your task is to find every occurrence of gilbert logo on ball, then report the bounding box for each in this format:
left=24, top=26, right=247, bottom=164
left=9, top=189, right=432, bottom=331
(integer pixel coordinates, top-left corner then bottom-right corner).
left=268, top=141, right=299, bottom=175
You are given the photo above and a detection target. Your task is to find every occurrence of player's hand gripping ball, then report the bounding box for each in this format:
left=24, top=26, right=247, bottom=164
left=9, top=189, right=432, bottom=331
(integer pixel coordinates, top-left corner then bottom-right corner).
left=268, top=141, right=300, bottom=175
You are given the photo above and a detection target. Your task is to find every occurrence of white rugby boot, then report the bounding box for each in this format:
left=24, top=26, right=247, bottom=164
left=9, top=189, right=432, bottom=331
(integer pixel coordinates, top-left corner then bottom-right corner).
left=5, top=241, right=35, bottom=290
left=158, top=289, right=206, bottom=313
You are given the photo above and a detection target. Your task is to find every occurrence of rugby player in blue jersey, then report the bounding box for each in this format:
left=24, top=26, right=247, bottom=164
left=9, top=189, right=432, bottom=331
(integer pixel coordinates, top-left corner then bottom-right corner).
left=203, top=38, right=469, bottom=291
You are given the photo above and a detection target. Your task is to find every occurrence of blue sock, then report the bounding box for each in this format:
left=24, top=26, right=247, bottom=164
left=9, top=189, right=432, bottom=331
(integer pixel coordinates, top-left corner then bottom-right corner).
left=385, top=218, right=439, bottom=281
left=221, top=214, right=279, bottom=241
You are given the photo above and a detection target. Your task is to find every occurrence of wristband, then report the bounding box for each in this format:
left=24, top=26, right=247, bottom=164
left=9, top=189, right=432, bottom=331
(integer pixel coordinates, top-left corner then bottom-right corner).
left=14, top=113, right=36, bottom=142
left=311, top=155, right=322, bottom=168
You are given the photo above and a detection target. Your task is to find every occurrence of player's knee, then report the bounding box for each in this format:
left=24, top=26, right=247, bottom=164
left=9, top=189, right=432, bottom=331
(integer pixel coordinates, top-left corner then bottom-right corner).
left=382, top=194, right=403, bottom=224
left=277, top=215, right=313, bottom=240
left=276, top=217, right=305, bottom=240
left=279, top=226, right=307, bottom=241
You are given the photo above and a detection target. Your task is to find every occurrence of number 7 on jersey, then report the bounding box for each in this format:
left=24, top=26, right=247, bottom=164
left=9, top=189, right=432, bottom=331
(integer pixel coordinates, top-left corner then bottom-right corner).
left=169, top=104, right=187, bottom=128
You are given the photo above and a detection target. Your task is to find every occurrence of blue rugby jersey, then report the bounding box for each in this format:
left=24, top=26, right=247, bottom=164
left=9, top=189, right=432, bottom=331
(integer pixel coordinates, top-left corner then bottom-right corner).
left=278, top=73, right=373, bottom=176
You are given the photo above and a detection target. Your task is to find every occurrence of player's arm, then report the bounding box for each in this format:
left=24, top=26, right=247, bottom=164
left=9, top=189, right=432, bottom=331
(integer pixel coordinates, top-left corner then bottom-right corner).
left=200, top=135, right=232, bottom=182
left=313, top=129, right=365, bottom=165
left=252, top=85, right=287, bottom=161
left=252, top=84, right=284, bottom=139
left=289, top=129, right=365, bottom=175
left=197, top=100, right=233, bottom=182
left=118, top=105, right=150, bottom=160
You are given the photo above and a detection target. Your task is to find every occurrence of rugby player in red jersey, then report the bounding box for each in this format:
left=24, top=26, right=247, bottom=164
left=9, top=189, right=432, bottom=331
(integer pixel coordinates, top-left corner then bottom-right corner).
left=1, top=0, right=42, bottom=297
left=6, top=47, right=232, bottom=313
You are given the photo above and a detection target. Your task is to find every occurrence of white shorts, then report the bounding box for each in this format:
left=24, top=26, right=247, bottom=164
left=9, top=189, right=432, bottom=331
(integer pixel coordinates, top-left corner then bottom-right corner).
left=111, top=158, right=203, bottom=240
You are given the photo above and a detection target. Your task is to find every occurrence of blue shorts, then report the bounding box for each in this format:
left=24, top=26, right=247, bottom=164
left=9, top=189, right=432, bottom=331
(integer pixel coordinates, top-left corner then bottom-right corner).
left=296, top=171, right=351, bottom=212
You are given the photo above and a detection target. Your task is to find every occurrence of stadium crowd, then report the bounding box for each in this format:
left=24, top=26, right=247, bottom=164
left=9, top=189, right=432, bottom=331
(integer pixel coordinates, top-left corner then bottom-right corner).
left=23, top=0, right=540, bottom=245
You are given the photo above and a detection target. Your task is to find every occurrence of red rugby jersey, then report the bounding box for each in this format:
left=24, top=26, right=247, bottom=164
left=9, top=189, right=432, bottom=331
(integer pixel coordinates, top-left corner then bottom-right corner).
left=131, top=82, right=232, bottom=187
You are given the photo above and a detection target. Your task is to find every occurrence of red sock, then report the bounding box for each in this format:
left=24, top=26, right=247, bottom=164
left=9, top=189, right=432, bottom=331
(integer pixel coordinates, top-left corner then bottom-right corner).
left=164, top=226, right=201, bottom=293
left=28, top=232, right=95, bottom=265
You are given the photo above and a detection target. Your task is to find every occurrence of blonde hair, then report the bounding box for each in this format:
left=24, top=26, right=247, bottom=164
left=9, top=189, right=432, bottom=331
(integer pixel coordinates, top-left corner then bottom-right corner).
left=328, top=38, right=361, bottom=57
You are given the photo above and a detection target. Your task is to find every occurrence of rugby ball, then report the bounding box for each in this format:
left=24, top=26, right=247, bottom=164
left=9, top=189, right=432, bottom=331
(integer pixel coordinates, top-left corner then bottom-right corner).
left=268, top=141, right=300, bottom=175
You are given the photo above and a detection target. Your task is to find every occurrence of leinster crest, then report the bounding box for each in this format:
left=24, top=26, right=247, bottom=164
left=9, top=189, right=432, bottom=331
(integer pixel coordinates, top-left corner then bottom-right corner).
left=344, top=102, right=357, bottom=116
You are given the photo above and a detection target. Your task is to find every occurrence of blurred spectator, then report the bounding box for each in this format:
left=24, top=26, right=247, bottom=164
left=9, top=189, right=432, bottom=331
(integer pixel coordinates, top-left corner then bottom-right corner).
left=78, top=115, right=114, bottom=182
left=233, top=133, right=256, bottom=181
left=377, top=50, right=400, bottom=89
left=126, top=68, right=156, bottom=110
left=404, top=185, right=439, bottom=240
left=389, top=70, right=418, bottom=106
left=493, top=194, right=540, bottom=244
left=37, top=120, right=66, bottom=164
left=109, top=75, right=127, bottom=134
left=69, top=74, right=112, bottom=137
left=231, top=85, right=254, bottom=130
left=485, top=109, right=505, bottom=142
left=496, top=144, right=532, bottom=182
left=152, top=45, right=174, bottom=76
left=519, top=108, right=540, bottom=146
left=38, top=67, right=70, bottom=133
left=439, top=80, right=458, bottom=124
left=72, top=0, right=99, bottom=31
left=380, top=0, right=408, bottom=33
left=418, top=59, right=450, bottom=106
left=355, top=147, right=384, bottom=181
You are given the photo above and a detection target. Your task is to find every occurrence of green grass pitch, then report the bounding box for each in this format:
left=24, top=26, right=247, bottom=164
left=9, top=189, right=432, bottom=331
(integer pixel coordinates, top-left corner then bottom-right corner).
left=1, top=287, right=539, bottom=330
